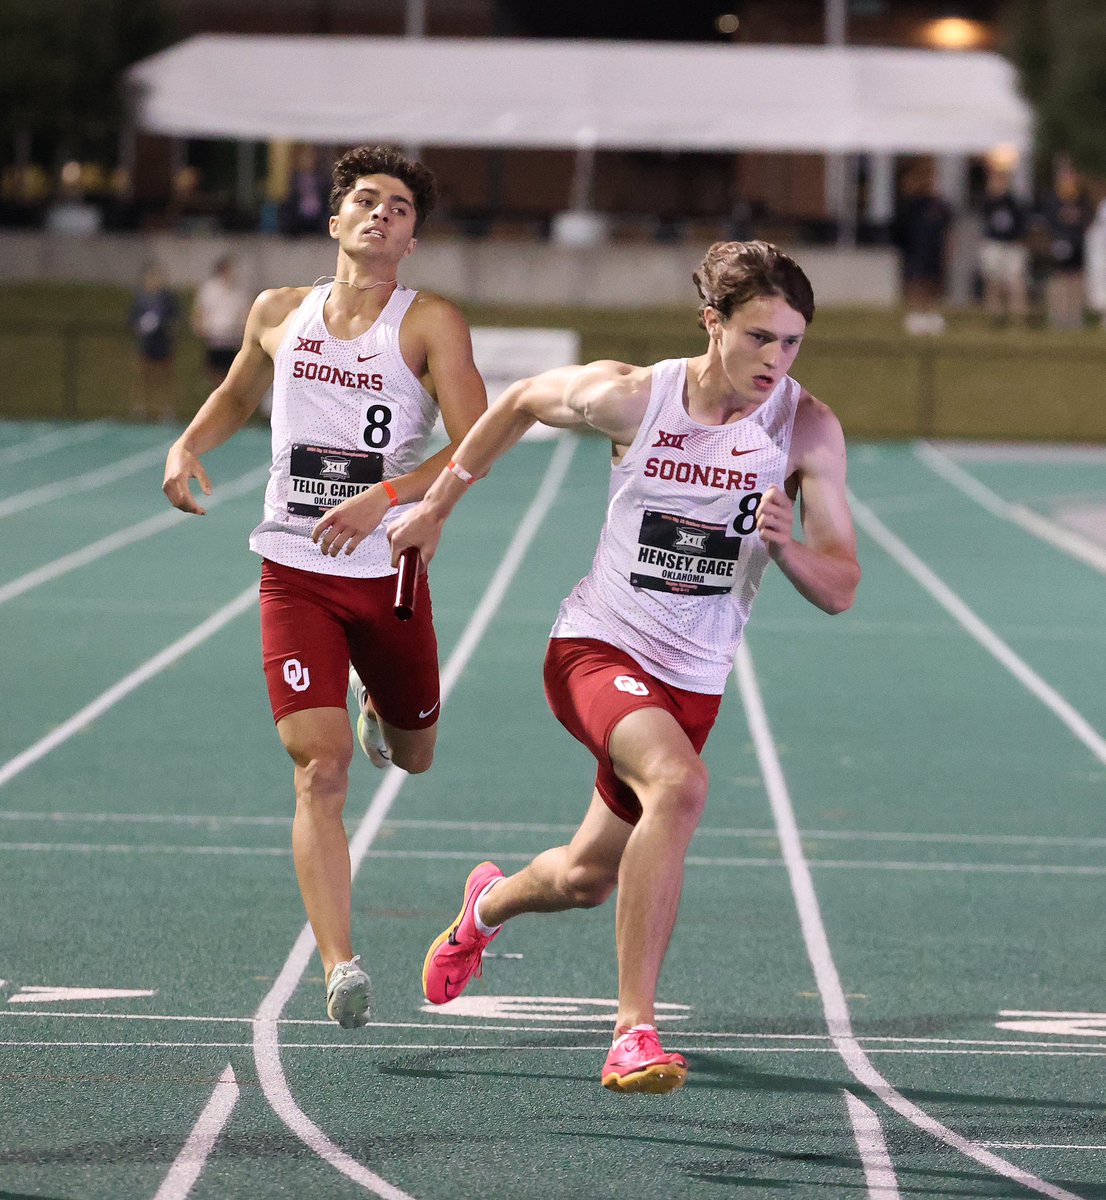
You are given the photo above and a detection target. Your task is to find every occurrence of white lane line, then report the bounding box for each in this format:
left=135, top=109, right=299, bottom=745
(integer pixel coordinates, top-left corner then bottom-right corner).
left=4, top=810, right=1104, bottom=850
left=0, top=421, right=108, bottom=466
left=5, top=1039, right=1106, bottom=1061
left=0, top=810, right=296, bottom=827
left=844, top=1091, right=901, bottom=1198
left=0, top=843, right=291, bottom=855
left=936, top=442, right=1106, bottom=466
left=7, top=1011, right=1106, bottom=1051
left=849, top=491, right=1106, bottom=768
left=151, top=1063, right=240, bottom=1200
left=915, top=441, right=1106, bottom=575
left=0, top=586, right=258, bottom=791
left=982, top=1144, right=1106, bottom=1151
left=243, top=434, right=579, bottom=1199
left=4, top=838, right=1104, bottom=876
left=736, top=642, right=1083, bottom=1200
left=752, top=614, right=1106, bottom=645
left=0, top=816, right=292, bottom=825
left=861, top=1049, right=1106, bottom=1057
left=775, top=829, right=1106, bottom=849
left=0, top=443, right=167, bottom=519
left=6, top=841, right=1104, bottom=876
left=251, top=926, right=418, bottom=1200
left=383, top=818, right=577, bottom=833
left=686, top=858, right=1106, bottom=876
left=1001, top=1009, right=1106, bottom=1018
left=381, top=818, right=1106, bottom=848
left=0, top=463, right=268, bottom=607
left=913, top=441, right=1023, bottom=520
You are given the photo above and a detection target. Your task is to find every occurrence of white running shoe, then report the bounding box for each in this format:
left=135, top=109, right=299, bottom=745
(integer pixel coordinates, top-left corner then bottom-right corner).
left=326, top=955, right=372, bottom=1029
left=348, top=665, right=391, bottom=769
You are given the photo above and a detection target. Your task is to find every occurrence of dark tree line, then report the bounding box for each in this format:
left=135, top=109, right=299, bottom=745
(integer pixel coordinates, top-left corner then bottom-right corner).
left=1004, top=0, right=1106, bottom=179
left=0, top=0, right=175, bottom=165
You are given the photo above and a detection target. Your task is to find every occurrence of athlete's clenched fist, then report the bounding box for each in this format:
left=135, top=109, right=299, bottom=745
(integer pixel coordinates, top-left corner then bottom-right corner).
left=754, top=484, right=794, bottom=556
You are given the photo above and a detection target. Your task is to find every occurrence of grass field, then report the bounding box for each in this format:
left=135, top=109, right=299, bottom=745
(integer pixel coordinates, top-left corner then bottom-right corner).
left=2, top=282, right=1106, bottom=441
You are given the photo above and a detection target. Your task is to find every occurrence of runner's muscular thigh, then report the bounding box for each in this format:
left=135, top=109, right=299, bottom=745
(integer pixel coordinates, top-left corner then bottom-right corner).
left=607, top=707, right=705, bottom=804
left=277, top=707, right=354, bottom=773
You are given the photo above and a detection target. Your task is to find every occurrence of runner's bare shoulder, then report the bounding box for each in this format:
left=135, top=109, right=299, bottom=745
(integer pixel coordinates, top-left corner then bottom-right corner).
left=252, top=286, right=313, bottom=331
left=403, top=289, right=470, bottom=340
left=787, top=387, right=848, bottom=485
left=793, top=387, right=845, bottom=448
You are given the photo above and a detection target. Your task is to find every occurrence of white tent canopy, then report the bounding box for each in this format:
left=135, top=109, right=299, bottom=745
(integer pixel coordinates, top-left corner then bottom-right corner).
left=127, top=36, right=1031, bottom=156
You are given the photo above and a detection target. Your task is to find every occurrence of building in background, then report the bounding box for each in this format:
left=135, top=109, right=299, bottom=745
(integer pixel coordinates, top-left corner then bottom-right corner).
left=1, top=0, right=1014, bottom=247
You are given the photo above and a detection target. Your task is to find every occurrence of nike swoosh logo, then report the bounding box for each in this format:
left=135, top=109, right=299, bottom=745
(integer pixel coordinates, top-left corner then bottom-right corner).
left=443, top=976, right=459, bottom=1000
left=731, top=446, right=763, bottom=457
left=357, top=352, right=381, bottom=362
left=419, top=701, right=440, bottom=719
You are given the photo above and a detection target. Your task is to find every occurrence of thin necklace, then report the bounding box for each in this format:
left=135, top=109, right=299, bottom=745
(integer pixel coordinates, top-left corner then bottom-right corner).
left=313, top=274, right=397, bottom=291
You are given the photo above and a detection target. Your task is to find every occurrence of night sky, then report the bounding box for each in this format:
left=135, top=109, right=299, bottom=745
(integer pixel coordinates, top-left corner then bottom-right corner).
left=495, top=0, right=733, bottom=42
left=493, top=1, right=1008, bottom=43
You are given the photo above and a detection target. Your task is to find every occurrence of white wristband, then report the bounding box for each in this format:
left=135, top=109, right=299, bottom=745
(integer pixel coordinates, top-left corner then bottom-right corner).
left=447, top=459, right=475, bottom=485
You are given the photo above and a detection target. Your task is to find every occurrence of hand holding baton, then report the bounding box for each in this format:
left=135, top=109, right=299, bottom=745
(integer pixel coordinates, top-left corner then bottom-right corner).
left=393, top=547, right=420, bottom=621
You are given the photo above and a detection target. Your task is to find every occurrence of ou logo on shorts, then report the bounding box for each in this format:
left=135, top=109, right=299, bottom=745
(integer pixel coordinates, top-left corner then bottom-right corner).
left=613, top=674, right=649, bottom=696
left=283, top=658, right=311, bottom=693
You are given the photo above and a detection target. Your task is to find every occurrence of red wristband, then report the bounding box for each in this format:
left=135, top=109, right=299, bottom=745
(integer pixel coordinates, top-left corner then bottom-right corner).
left=447, top=459, right=475, bottom=485
left=381, top=480, right=400, bottom=507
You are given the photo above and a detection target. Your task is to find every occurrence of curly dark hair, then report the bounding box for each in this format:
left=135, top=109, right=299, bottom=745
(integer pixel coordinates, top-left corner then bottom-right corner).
left=329, top=145, right=438, bottom=232
left=692, top=240, right=815, bottom=329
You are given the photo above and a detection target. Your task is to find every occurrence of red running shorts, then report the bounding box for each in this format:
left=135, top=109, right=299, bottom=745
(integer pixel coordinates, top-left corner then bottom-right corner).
left=543, top=636, right=722, bottom=825
left=259, top=558, right=440, bottom=729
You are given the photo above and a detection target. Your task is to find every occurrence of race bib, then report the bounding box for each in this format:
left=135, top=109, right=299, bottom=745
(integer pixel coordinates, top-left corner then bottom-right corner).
left=287, top=444, right=384, bottom=517
left=630, top=509, right=742, bottom=596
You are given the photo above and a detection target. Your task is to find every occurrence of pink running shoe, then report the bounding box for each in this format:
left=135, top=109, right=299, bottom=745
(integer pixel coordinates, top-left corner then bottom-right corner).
left=422, top=861, right=504, bottom=1004
left=601, top=1025, right=688, bottom=1093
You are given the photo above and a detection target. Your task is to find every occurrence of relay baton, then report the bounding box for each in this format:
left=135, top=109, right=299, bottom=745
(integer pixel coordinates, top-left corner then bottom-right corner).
left=394, top=547, right=419, bottom=621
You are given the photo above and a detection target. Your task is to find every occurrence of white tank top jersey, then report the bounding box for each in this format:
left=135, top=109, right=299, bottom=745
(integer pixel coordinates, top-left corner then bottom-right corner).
left=249, top=283, right=437, bottom=577
left=550, top=357, right=800, bottom=694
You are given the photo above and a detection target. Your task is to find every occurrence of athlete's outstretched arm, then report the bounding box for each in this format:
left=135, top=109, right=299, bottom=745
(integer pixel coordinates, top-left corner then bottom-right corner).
left=310, top=295, right=487, bottom=557
left=756, top=399, right=860, bottom=614
left=162, top=290, right=292, bottom=514
left=387, top=361, right=650, bottom=566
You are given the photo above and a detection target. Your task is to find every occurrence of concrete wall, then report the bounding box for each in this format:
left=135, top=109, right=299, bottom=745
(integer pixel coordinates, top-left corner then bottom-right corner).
left=1, top=230, right=900, bottom=308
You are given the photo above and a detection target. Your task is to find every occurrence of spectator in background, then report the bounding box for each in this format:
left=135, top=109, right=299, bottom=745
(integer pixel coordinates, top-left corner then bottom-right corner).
left=1023, top=208, right=1053, bottom=322
left=168, top=166, right=218, bottom=234
left=892, top=162, right=952, bottom=335
left=130, top=261, right=178, bottom=421
left=1085, top=195, right=1106, bottom=327
left=1040, top=159, right=1092, bottom=331
left=978, top=161, right=1030, bottom=327
left=727, top=195, right=755, bottom=242
left=281, top=145, right=330, bottom=236
left=191, top=256, right=251, bottom=388
left=101, top=167, right=138, bottom=232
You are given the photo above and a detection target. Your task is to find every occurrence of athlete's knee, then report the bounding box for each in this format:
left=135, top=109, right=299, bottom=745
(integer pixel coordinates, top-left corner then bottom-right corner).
left=292, top=747, right=353, bottom=810
left=389, top=729, right=436, bottom=775
left=560, top=860, right=618, bottom=908
left=639, top=756, right=709, bottom=828
left=391, top=743, right=434, bottom=775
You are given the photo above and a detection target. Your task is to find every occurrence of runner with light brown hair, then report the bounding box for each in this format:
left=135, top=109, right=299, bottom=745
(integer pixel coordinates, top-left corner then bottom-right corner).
left=389, top=240, right=860, bottom=1092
